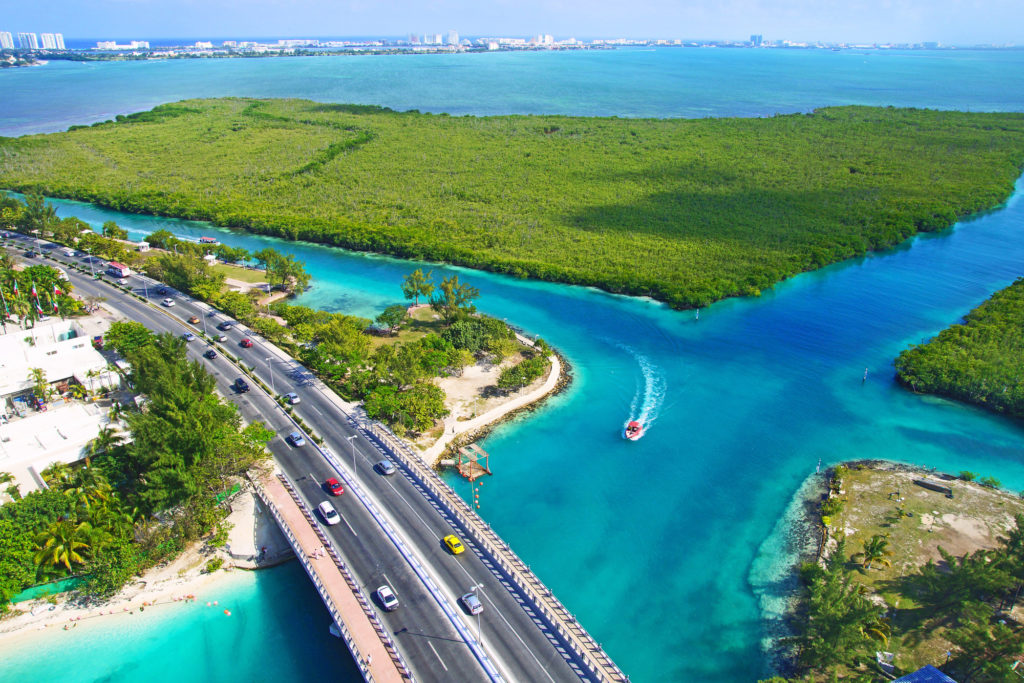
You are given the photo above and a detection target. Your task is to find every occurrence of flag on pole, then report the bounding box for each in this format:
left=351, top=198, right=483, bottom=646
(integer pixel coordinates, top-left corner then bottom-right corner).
left=12, top=280, right=19, bottom=296
left=51, top=293, right=59, bottom=314
left=0, top=287, right=9, bottom=318
left=53, top=283, right=62, bottom=297
left=31, top=281, right=37, bottom=299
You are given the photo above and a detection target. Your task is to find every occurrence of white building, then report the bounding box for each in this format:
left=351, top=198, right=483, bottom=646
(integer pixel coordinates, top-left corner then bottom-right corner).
left=0, top=317, right=123, bottom=497
left=447, top=30, right=460, bottom=46
left=40, top=33, right=65, bottom=49
left=0, top=32, right=14, bottom=50
left=17, top=32, right=38, bottom=49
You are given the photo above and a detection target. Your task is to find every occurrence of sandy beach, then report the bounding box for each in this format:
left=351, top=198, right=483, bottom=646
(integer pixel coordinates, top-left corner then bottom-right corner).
left=0, top=486, right=293, bottom=646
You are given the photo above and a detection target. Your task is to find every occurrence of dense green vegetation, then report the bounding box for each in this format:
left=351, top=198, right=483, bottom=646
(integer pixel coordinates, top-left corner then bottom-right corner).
left=896, top=277, right=1024, bottom=419
left=0, top=332, right=273, bottom=610
left=3, top=98, right=1024, bottom=307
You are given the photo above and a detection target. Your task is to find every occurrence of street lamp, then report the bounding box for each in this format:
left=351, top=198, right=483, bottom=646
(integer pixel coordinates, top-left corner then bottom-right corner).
left=347, top=434, right=358, bottom=471
left=470, top=583, right=486, bottom=650
left=265, top=357, right=275, bottom=395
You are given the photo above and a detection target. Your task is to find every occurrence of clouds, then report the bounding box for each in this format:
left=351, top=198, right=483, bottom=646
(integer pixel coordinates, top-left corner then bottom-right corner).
left=3, top=0, right=1022, bottom=44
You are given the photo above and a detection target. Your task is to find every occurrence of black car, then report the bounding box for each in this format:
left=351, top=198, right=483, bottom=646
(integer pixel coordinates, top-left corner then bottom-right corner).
left=234, top=377, right=249, bottom=393
left=157, top=286, right=168, bottom=295
left=204, top=349, right=217, bottom=360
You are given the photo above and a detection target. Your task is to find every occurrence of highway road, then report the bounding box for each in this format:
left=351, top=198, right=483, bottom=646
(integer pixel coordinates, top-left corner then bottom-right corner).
left=7, top=237, right=601, bottom=683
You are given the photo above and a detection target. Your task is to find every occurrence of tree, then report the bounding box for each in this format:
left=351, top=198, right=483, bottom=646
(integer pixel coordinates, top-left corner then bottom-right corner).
left=402, top=268, right=434, bottom=306
left=947, top=619, right=1024, bottom=681
left=214, top=244, right=249, bottom=264
left=22, top=193, right=57, bottom=238
left=375, top=304, right=407, bottom=334
left=851, top=534, right=893, bottom=570
left=104, top=321, right=154, bottom=355
left=430, top=275, right=479, bottom=323
left=28, top=367, right=51, bottom=402
left=144, top=229, right=177, bottom=250
left=102, top=220, right=128, bottom=240
left=34, top=520, right=93, bottom=572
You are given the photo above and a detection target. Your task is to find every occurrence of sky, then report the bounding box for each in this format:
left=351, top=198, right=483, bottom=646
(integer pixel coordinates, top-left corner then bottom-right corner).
left=3, top=0, right=1022, bottom=45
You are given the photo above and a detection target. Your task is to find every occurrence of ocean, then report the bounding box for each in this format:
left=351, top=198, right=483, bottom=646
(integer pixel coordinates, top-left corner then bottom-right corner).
left=3, top=47, right=1024, bottom=681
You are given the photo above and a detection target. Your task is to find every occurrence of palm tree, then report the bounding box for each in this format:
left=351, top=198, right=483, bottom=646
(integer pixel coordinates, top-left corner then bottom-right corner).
left=88, top=426, right=125, bottom=457
left=40, top=461, right=73, bottom=487
left=65, top=466, right=112, bottom=510
left=852, top=534, right=894, bottom=570
left=34, top=520, right=93, bottom=572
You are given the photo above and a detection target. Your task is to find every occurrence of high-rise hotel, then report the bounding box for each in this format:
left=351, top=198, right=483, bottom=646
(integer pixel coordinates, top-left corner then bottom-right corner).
left=0, top=31, right=14, bottom=49
left=0, top=32, right=65, bottom=50
left=40, top=33, right=66, bottom=50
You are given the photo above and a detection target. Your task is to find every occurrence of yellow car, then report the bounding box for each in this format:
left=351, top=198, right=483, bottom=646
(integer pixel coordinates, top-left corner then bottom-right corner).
left=443, top=534, right=465, bottom=555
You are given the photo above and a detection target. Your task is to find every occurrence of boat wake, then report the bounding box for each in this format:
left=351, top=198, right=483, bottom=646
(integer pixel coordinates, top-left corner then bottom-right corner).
left=622, top=347, right=667, bottom=438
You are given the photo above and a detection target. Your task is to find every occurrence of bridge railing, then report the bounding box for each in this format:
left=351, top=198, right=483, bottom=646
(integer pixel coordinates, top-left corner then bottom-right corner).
left=367, top=423, right=627, bottom=683
left=250, top=475, right=415, bottom=682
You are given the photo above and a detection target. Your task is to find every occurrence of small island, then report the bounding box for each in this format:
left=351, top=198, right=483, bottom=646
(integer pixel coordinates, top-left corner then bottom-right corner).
left=3, top=98, right=1024, bottom=309
left=773, top=461, right=1024, bottom=681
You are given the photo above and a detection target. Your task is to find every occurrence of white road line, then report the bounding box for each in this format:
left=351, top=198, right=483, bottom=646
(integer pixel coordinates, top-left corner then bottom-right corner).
left=341, top=513, right=359, bottom=538
left=382, top=572, right=393, bottom=589
left=428, top=642, right=448, bottom=671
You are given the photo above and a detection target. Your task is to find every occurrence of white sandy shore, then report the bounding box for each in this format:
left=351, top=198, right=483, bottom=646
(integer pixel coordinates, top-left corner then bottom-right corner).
left=0, top=486, right=293, bottom=645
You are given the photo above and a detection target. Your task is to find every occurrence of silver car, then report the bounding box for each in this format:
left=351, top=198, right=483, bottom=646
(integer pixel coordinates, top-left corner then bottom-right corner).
left=460, top=592, right=483, bottom=615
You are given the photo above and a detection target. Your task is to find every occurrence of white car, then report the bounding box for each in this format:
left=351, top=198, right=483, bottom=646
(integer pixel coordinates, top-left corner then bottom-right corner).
left=162, top=298, right=175, bottom=307
left=317, top=501, right=340, bottom=526
left=375, top=585, right=399, bottom=611
left=182, top=332, right=196, bottom=342
left=284, top=392, right=300, bottom=404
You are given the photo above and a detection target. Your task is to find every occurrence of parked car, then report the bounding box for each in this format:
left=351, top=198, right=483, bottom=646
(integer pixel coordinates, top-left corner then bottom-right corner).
left=460, top=592, right=483, bottom=615
left=376, top=585, right=399, bottom=612
left=317, top=501, right=340, bottom=526
left=188, top=315, right=200, bottom=324
left=181, top=332, right=196, bottom=342
left=286, top=431, right=306, bottom=447
left=204, top=349, right=217, bottom=360
left=234, top=378, right=249, bottom=393
left=324, top=477, right=343, bottom=496
left=162, top=298, right=175, bottom=307
left=240, top=338, right=253, bottom=348
left=284, top=392, right=300, bottom=404
left=443, top=534, right=465, bottom=555
left=375, top=460, right=397, bottom=476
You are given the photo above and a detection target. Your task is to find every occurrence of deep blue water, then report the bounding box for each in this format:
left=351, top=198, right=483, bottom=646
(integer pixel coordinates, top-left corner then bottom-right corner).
left=3, top=50, right=1024, bottom=681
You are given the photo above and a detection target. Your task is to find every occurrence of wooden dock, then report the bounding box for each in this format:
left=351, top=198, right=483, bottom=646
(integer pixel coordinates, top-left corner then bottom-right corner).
left=456, top=443, right=491, bottom=481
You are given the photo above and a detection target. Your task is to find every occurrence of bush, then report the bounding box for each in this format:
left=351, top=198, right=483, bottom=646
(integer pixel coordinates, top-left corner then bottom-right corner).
left=978, top=476, right=1001, bottom=489
left=204, top=557, right=224, bottom=573
left=821, top=497, right=845, bottom=518
left=959, top=471, right=977, bottom=481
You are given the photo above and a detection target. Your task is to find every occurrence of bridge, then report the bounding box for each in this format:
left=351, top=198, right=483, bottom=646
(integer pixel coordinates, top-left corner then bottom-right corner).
left=8, top=236, right=628, bottom=683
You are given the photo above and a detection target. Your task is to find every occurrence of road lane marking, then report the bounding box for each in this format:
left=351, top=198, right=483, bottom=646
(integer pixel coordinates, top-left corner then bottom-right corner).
left=428, top=642, right=448, bottom=671
left=341, top=513, right=359, bottom=538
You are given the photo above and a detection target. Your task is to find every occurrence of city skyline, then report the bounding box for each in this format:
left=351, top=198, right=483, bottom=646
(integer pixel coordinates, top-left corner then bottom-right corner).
left=2, top=0, right=1023, bottom=46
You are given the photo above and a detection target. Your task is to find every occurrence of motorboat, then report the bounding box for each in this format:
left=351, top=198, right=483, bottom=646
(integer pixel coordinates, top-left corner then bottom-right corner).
left=623, top=420, right=644, bottom=441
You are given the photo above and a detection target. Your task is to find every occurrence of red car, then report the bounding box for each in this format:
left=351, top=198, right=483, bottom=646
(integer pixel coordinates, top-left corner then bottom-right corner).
left=240, top=338, right=253, bottom=348
left=325, top=478, right=344, bottom=496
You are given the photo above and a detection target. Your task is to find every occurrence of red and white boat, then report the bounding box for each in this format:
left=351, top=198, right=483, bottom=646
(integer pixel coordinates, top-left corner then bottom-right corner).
left=623, top=420, right=644, bottom=441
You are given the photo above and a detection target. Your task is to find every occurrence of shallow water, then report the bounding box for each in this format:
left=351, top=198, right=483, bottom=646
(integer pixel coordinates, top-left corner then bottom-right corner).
left=5, top=47, right=1024, bottom=680
left=0, top=563, right=358, bottom=682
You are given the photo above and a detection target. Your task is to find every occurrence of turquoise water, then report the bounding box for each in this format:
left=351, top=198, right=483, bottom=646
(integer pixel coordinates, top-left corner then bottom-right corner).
left=4, top=50, right=1024, bottom=681
left=0, top=563, right=359, bottom=682
left=4, top=48, right=1024, bottom=136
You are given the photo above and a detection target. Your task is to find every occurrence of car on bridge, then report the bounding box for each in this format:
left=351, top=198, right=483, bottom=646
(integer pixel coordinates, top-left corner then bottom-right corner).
left=286, top=431, right=306, bottom=447
left=234, top=378, right=249, bottom=393
left=460, top=592, right=483, bottom=615
left=317, top=501, right=341, bottom=526
left=376, top=585, right=399, bottom=612
left=444, top=534, right=465, bottom=555
left=324, top=477, right=343, bottom=496
left=240, top=338, right=253, bottom=348
left=375, top=460, right=397, bottom=476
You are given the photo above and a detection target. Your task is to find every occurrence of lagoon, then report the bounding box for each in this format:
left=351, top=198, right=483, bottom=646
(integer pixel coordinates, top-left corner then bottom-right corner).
left=4, top=48, right=1024, bottom=681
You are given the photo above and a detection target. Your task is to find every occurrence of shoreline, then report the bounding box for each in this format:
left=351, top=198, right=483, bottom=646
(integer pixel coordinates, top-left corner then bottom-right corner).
left=423, top=343, right=570, bottom=465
